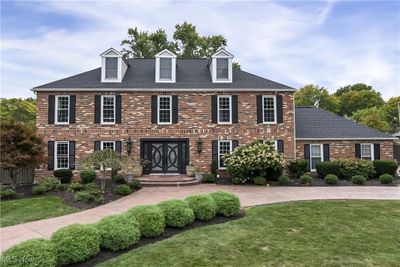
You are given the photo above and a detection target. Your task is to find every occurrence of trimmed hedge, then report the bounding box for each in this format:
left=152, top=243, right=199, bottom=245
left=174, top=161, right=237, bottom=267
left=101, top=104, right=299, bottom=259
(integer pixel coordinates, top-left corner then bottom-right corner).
left=114, top=185, right=132, bottom=195
left=373, top=160, right=398, bottom=177
left=80, top=169, right=96, bottom=183
left=300, top=174, right=313, bottom=185
left=127, top=205, right=165, bottom=237
left=324, top=174, right=339, bottom=185
left=287, top=160, right=308, bottom=178
left=316, top=161, right=341, bottom=178
left=0, top=238, right=56, bottom=267
left=158, top=199, right=195, bottom=228
left=253, top=176, right=266, bottom=186
left=53, top=169, right=73, bottom=184
left=185, top=195, right=217, bottom=221
left=278, top=175, right=290, bottom=185
left=0, top=188, right=16, bottom=199
left=51, top=224, right=100, bottom=265
left=210, top=191, right=241, bottom=217
left=202, top=173, right=216, bottom=183
left=379, top=174, right=394, bottom=184
left=32, top=185, right=46, bottom=195
left=96, top=214, right=140, bottom=251
left=352, top=175, right=366, bottom=185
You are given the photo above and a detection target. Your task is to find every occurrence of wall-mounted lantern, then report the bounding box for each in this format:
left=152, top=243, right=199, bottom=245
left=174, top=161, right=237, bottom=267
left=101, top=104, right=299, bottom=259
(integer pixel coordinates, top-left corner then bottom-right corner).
left=125, top=137, right=133, bottom=155
left=196, top=138, right=203, bottom=154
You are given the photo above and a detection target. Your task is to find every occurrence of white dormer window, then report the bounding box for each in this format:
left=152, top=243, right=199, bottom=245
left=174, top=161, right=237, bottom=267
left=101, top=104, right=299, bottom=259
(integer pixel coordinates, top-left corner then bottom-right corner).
left=155, top=49, right=176, bottom=83
left=216, top=58, right=229, bottom=80
left=210, top=48, right=233, bottom=83
left=105, top=58, right=118, bottom=79
left=100, top=48, right=128, bottom=83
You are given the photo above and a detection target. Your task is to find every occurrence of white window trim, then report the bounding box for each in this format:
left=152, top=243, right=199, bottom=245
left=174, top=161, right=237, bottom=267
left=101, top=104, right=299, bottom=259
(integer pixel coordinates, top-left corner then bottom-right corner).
left=262, top=95, right=277, bottom=124
left=101, top=95, right=116, bottom=125
left=310, top=144, right=323, bottom=171
left=101, top=141, right=116, bottom=150
left=217, top=95, right=232, bottom=124
left=100, top=48, right=125, bottom=83
left=55, top=95, right=70, bottom=125
left=218, top=140, right=232, bottom=169
left=155, top=50, right=176, bottom=83
left=210, top=49, right=233, bottom=83
left=360, top=143, right=374, bottom=160
left=263, top=139, right=278, bottom=150
left=54, top=141, right=69, bottom=170
left=157, top=95, right=173, bottom=125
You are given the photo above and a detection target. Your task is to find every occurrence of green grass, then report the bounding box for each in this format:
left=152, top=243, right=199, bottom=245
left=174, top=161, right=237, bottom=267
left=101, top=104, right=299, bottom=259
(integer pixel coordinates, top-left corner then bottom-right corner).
left=100, top=200, right=400, bottom=267
left=0, top=196, right=79, bottom=227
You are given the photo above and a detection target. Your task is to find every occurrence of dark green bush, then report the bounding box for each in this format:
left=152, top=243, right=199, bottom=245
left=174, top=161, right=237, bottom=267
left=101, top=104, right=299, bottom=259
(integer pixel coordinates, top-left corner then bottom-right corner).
left=300, top=174, right=313, bottom=185
left=316, top=161, right=341, bottom=178
left=287, top=160, right=308, bottom=178
left=373, top=160, right=398, bottom=177
left=114, top=185, right=132, bottom=196
left=265, top=166, right=283, bottom=181
left=113, top=174, right=126, bottom=184
left=74, top=191, right=96, bottom=202
left=127, top=205, right=165, bottom=237
left=68, top=182, right=84, bottom=192
left=352, top=175, right=366, bottom=185
left=96, top=214, right=140, bottom=251
left=324, top=174, right=339, bottom=185
left=211, top=159, right=218, bottom=176
left=278, top=175, right=290, bottom=185
left=338, top=159, right=375, bottom=179
left=80, top=169, right=96, bottom=183
left=51, top=224, right=100, bottom=265
left=185, top=195, right=217, bottom=221
left=53, top=169, right=73, bottom=184
left=39, top=176, right=60, bottom=191
left=158, top=199, right=195, bottom=228
left=210, top=191, right=241, bottom=217
left=379, top=174, right=394, bottom=184
left=202, top=173, right=216, bottom=183
left=32, top=185, right=46, bottom=195
left=55, top=183, right=68, bottom=191
left=128, top=179, right=142, bottom=190
left=253, top=176, right=266, bottom=185
left=0, top=238, right=56, bottom=267
left=0, top=188, right=16, bottom=199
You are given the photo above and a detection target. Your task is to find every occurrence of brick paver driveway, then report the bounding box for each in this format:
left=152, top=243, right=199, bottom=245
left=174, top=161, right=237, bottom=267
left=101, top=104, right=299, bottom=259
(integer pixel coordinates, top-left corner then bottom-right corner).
left=1, top=185, right=399, bottom=252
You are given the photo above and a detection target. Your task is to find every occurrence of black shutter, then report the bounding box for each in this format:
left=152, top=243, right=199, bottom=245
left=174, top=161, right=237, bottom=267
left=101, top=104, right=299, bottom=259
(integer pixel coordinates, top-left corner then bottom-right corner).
left=232, top=95, right=238, bottom=123
left=211, top=96, right=217, bottom=123
left=172, top=95, right=178, bottom=123
left=69, top=95, right=76, bottom=124
left=304, top=144, right=310, bottom=170
left=94, top=141, right=101, bottom=151
left=323, top=144, right=330, bottom=161
left=69, top=141, right=76, bottom=170
left=355, top=143, right=361, bottom=158
left=48, top=95, right=55, bottom=124
left=94, top=95, right=101, bottom=123
left=151, top=96, right=157, bottom=124
left=48, top=141, right=54, bottom=170
left=212, top=140, right=218, bottom=163
left=277, top=95, right=283, bottom=123
left=116, top=95, right=122, bottom=123
left=374, top=143, right=380, bottom=160
left=232, top=140, right=239, bottom=151
left=256, top=95, right=262, bottom=123
left=116, top=141, right=122, bottom=154
left=277, top=140, right=284, bottom=153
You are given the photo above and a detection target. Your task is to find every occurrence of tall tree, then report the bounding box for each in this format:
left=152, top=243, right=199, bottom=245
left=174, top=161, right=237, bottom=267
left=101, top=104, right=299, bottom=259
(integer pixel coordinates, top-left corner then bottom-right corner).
left=334, top=83, right=373, bottom=97
left=294, top=84, right=339, bottom=113
left=0, top=98, right=36, bottom=128
left=384, top=96, right=400, bottom=133
left=352, top=107, right=391, bottom=133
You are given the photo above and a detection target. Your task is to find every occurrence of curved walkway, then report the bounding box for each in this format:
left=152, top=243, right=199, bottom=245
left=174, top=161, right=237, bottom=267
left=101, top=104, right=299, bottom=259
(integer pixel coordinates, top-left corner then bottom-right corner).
left=1, top=185, right=399, bottom=252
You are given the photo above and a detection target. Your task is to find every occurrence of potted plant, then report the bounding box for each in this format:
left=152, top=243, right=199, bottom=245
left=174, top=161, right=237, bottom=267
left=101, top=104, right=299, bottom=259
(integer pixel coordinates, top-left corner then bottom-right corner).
left=121, top=157, right=149, bottom=178
left=186, top=163, right=196, bottom=177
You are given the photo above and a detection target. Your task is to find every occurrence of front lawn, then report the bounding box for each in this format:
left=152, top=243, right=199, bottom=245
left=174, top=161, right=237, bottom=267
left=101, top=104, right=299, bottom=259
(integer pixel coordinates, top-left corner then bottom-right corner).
left=0, top=196, right=80, bottom=227
left=101, top=200, right=400, bottom=267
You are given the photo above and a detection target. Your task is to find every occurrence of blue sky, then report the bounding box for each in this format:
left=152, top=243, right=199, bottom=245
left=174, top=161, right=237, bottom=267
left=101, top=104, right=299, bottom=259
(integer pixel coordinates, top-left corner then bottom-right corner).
left=1, top=0, right=399, bottom=99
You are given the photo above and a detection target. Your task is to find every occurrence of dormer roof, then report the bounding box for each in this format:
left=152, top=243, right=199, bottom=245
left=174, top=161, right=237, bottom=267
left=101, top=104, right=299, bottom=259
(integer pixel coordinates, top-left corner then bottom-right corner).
left=211, top=48, right=234, bottom=58
left=155, top=49, right=177, bottom=58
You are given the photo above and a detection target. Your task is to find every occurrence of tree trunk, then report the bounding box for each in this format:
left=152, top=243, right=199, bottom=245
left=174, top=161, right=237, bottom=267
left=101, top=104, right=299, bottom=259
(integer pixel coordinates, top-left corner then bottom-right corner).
left=9, top=169, right=17, bottom=190
left=100, top=166, right=106, bottom=194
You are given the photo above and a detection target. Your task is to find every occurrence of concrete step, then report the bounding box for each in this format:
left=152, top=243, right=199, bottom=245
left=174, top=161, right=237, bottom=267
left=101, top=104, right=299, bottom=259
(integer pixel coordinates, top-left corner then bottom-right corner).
left=139, top=179, right=201, bottom=187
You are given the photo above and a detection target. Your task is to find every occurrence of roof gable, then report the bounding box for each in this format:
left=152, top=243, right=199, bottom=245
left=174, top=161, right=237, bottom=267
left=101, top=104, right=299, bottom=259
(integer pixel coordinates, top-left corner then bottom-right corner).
left=212, top=48, right=234, bottom=58
left=100, top=48, right=122, bottom=57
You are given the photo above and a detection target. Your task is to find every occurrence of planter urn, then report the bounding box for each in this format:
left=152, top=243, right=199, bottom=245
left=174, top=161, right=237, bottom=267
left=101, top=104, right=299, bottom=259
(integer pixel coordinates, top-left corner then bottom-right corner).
left=132, top=165, right=143, bottom=178
left=186, top=165, right=196, bottom=177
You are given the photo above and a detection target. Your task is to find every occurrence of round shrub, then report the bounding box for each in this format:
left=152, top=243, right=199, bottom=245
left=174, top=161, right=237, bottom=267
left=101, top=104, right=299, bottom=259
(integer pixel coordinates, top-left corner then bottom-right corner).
left=373, top=160, right=398, bottom=177
left=53, top=169, right=73, bottom=184
left=158, top=199, right=195, bottom=228
left=80, top=169, right=96, bottom=183
left=39, top=176, right=60, bottom=191
left=185, top=195, right=217, bottom=221
left=379, top=174, right=394, bottom=184
left=210, top=191, right=241, bottom=217
left=300, top=174, right=313, bottom=185
left=0, top=188, right=16, bottom=199
left=114, top=184, right=132, bottom=196
left=74, top=191, right=96, bottom=202
left=32, top=185, right=46, bottom=195
left=253, top=176, right=267, bottom=185
left=113, top=174, right=126, bottom=184
left=68, top=182, right=84, bottom=192
left=202, top=173, right=216, bottom=183
left=0, top=238, right=56, bottom=267
left=352, top=175, right=366, bottom=185
left=96, top=214, right=140, bottom=251
left=316, top=161, right=341, bottom=178
left=51, top=224, right=100, bottom=265
left=127, top=205, right=165, bottom=237
left=128, top=179, right=142, bottom=190
left=324, top=174, right=339, bottom=185
left=55, top=183, right=68, bottom=191
left=278, top=175, right=290, bottom=185
left=265, top=166, right=283, bottom=181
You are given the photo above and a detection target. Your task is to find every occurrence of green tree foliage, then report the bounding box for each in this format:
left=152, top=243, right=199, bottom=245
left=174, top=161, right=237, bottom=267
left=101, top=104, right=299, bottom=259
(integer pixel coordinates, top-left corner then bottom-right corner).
left=352, top=107, right=391, bottom=133
left=294, top=84, right=339, bottom=113
left=0, top=98, right=36, bottom=128
left=334, top=83, right=373, bottom=96
left=384, top=96, right=400, bottom=133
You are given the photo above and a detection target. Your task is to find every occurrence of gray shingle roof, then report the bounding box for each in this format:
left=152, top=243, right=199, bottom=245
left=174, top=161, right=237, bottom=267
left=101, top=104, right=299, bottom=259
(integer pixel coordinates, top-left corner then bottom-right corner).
left=33, top=58, right=294, bottom=90
left=295, top=107, right=394, bottom=140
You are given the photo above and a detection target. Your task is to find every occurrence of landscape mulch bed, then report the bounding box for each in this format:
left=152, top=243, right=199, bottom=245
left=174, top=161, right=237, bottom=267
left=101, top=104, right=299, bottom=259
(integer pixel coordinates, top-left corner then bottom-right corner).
left=68, top=210, right=246, bottom=267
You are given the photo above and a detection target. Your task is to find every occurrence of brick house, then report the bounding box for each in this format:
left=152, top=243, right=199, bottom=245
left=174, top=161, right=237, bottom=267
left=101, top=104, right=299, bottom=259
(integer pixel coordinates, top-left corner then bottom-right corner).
left=33, top=48, right=395, bottom=179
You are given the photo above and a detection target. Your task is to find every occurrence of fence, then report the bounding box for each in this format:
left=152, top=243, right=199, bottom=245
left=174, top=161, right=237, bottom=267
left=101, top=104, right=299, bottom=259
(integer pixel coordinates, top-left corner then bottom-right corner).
left=0, top=167, right=35, bottom=185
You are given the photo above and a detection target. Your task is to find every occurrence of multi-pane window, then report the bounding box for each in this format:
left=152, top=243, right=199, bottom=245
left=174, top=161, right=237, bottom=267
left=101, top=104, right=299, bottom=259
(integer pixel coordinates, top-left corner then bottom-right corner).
left=263, top=96, right=276, bottom=123
left=160, top=58, right=172, bottom=80
left=105, top=57, right=118, bottom=78
left=218, top=96, right=231, bottom=124
left=101, top=141, right=115, bottom=151
left=361, top=143, right=373, bottom=160
left=55, top=96, right=69, bottom=124
left=310, top=144, right=323, bottom=171
left=218, top=140, right=232, bottom=169
left=216, top=58, right=229, bottom=80
left=55, top=141, right=69, bottom=170
left=101, top=96, right=115, bottom=124
left=158, top=96, right=172, bottom=124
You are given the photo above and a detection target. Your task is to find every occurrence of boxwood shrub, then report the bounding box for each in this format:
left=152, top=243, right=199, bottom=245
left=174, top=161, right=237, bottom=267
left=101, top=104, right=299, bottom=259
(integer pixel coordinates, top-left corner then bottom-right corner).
left=53, top=169, right=73, bottom=184
left=351, top=175, right=366, bottom=185
left=114, top=184, right=132, bottom=195
left=158, top=199, right=195, bottom=228
left=96, top=214, right=140, bottom=251
left=316, top=161, right=341, bottom=178
left=51, top=224, right=100, bottom=265
left=253, top=176, right=266, bottom=185
left=127, top=205, right=165, bottom=237
left=300, top=174, right=313, bottom=185
left=0, top=238, right=56, bottom=267
left=379, top=174, right=394, bottom=184
left=80, top=169, right=96, bottom=183
left=210, top=191, right=241, bottom=217
left=185, top=195, right=217, bottom=221
left=373, top=160, right=398, bottom=177
left=324, top=174, right=339, bottom=185
left=32, top=185, right=46, bottom=195
left=287, top=159, right=308, bottom=178
left=0, top=188, right=16, bottom=199
left=278, top=175, right=290, bottom=185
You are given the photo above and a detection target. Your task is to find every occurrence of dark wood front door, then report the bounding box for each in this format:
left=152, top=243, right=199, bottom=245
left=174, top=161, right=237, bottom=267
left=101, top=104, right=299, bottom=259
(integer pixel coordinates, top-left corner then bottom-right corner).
left=141, top=139, right=188, bottom=174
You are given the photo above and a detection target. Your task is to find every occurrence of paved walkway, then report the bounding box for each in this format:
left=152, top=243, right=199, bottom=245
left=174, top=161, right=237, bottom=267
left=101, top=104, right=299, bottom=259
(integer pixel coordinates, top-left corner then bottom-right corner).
left=1, top=185, right=399, bottom=252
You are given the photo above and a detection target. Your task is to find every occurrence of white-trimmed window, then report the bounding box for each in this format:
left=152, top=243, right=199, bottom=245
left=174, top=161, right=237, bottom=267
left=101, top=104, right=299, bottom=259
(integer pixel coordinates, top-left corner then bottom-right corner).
left=158, top=96, right=172, bottom=124
left=217, top=95, right=232, bottom=124
left=105, top=57, right=118, bottom=79
left=361, top=143, right=374, bottom=160
left=263, top=139, right=278, bottom=150
left=101, top=95, right=115, bottom=124
left=101, top=141, right=115, bottom=151
left=262, top=95, right=277, bottom=123
left=310, top=144, right=323, bottom=171
left=55, top=141, right=69, bottom=170
left=55, top=95, right=69, bottom=124
left=216, top=58, right=229, bottom=80
left=218, top=140, right=232, bottom=169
